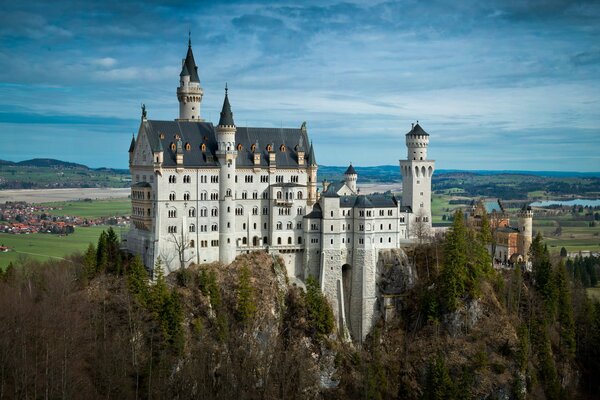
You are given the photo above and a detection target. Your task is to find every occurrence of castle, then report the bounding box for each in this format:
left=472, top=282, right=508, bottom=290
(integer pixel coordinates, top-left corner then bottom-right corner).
left=467, top=200, right=533, bottom=265
left=126, top=39, right=434, bottom=341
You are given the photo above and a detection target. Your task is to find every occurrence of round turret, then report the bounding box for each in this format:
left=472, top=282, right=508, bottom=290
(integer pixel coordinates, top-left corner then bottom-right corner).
left=405, top=122, right=429, bottom=160
left=518, top=205, right=533, bottom=260
left=177, top=37, right=204, bottom=121
left=344, top=163, right=358, bottom=193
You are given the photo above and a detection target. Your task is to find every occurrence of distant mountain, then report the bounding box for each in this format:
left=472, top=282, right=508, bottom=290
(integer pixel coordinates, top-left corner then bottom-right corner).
left=16, top=158, right=89, bottom=169
left=0, top=159, right=16, bottom=166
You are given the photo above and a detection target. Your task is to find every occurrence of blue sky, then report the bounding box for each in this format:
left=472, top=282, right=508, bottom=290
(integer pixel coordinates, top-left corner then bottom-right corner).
left=0, top=0, right=599, bottom=171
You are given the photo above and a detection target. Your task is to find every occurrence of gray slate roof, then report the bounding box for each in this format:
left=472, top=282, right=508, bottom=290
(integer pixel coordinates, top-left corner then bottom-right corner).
left=218, top=91, right=234, bottom=126
left=180, top=43, right=200, bottom=83
left=344, top=164, right=357, bottom=175
left=304, top=203, right=322, bottom=219
left=141, top=120, right=310, bottom=168
left=406, top=123, right=429, bottom=136
left=339, top=194, right=398, bottom=209
left=128, top=135, right=135, bottom=152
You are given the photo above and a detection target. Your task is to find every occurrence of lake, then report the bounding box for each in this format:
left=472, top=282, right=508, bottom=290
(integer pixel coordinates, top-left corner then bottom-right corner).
left=531, top=199, right=600, bottom=207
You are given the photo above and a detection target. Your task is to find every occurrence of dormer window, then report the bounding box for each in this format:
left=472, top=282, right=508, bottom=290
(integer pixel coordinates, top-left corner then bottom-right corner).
left=201, top=143, right=206, bottom=152
left=170, top=142, right=176, bottom=151
left=159, top=133, right=165, bottom=139
left=280, top=144, right=286, bottom=152
left=266, top=144, right=272, bottom=152
left=237, top=143, right=243, bottom=151
left=185, top=143, right=191, bottom=151
left=175, top=134, right=180, bottom=140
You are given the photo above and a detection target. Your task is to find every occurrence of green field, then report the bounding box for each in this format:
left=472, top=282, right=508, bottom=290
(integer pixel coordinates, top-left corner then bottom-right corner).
left=44, top=199, right=131, bottom=218
left=431, top=194, right=466, bottom=225
left=0, top=225, right=129, bottom=268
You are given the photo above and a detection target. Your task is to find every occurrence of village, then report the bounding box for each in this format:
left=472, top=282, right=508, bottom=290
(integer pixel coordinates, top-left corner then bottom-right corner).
left=0, top=201, right=129, bottom=252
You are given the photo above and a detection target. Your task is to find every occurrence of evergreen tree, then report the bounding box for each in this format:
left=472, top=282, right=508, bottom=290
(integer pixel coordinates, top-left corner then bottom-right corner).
left=83, top=243, right=96, bottom=278
left=554, top=261, right=576, bottom=358
left=423, top=354, right=453, bottom=400
left=127, top=255, right=149, bottom=305
left=560, top=247, right=567, bottom=258
left=530, top=233, right=556, bottom=317
left=305, top=276, right=334, bottom=337
left=236, top=265, right=256, bottom=324
left=95, top=231, right=108, bottom=273
left=105, top=227, right=122, bottom=274
left=440, top=210, right=468, bottom=312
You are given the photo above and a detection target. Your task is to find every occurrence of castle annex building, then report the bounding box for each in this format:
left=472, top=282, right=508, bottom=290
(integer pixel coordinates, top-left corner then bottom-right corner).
left=127, top=39, right=435, bottom=341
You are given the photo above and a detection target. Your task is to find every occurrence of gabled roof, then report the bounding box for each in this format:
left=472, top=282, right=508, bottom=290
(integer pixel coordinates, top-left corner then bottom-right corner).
left=406, top=123, right=429, bottom=136
left=139, top=120, right=310, bottom=168
left=181, top=41, right=200, bottom=83
left=338, top=194, right=398, bottom=209
left=344, top=164, right=357, bottom=175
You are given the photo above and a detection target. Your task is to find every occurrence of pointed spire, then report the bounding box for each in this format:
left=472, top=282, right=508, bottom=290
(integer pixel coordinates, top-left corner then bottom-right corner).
left=180, top=34, right=200, bottom=82
left=308, top=141, right=317, bottom=166
left=128, top=134, right=135, bottom=153
left=218, top=84, right=235, bottom=127
left=344, top=163, right=357, bottom=175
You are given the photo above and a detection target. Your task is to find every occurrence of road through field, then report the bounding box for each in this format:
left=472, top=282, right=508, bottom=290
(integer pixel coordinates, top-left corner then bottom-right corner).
left=0, top=188, right=130, bottom=203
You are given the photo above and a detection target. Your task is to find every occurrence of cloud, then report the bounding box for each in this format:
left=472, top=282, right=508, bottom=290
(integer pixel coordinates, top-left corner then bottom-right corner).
left=91, top=57, right=118, bottom=68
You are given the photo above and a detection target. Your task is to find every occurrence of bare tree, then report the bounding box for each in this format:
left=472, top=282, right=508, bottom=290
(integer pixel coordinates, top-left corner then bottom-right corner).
left=166, top=222, right=195, bottom=270
left=410, top=209, right=431, bottom=245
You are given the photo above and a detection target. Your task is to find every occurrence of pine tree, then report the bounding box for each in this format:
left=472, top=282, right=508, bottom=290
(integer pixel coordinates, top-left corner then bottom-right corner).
left=554, top=261, right=575, bottom=358
left=305, top=276, right=334, bottom=337
left=127, top=255, right=149, bottom=305
left=83, top=243, right=96, bottom=278
left=96, top=231, right=108, bottom=273
left=440, top=210, right=468, bottom=312
left=423, top=354, right=453, bottom=400
left=236, top=265, right=256, bottom=324
left=105, top=227, right=122, bottom=274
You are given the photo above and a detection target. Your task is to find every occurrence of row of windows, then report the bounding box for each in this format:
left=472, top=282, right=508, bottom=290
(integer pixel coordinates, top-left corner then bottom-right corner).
left=275, top=221, right=302, bottom=230
left=276, top=191, right=303, bottom=200
left=134, top=174, right=154, bottom=183
left=198, top=240, right=219, bottom=248
left=328, top=237, right=394, bottom=245
left=132, top=207, right=151, bottom=217
left=132, top=190, right=151, bottom=200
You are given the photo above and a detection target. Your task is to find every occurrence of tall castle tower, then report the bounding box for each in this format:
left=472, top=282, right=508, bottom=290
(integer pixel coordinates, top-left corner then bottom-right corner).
left=176, top=36, right=204, bottom=121
left=307, top=141, right=318, bottom=205
left=216, top=86, right=237, bottom=264
left=518, top=205, right=533, bottom=261
left=399, top=122, right=435, bottom=229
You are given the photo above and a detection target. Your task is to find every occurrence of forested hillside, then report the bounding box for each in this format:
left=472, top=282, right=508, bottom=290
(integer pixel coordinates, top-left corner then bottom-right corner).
left=0, top=221, right=599, bottom=399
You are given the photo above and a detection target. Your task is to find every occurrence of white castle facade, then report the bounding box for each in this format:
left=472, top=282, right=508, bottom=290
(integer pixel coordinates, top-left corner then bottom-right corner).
left=126, top=40, right=435, bottom=341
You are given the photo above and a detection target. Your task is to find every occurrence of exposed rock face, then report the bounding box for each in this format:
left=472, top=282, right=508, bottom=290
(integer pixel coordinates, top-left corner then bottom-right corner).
left=443, top=299, right=484, bottom=338
left=378, top=249, right=417, bottom=295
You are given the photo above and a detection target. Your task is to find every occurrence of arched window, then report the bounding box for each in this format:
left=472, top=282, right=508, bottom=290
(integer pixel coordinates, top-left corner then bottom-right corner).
left=266, top=144, right=272, bottom=152
left=251, top=143, right=256, bottom=152
left=170, top=142, right=176, bottom=151
left=277, top=237, right=282, bottom=245
left=298, top=236, right=302, bottom=244
left=190, top=239, right=195, bottom=248
left=211, top=207, right=218, bottom=217
left=201, top=143, right=206, bottom=152
left=184, top=192, right=190, bottom=201
left=242, top=237, right=247, bottom=245
left=185, top=143, right=191, bottom=151
left=287, top=222, right=293, bottom=229
left=287, top=237, right=292, bottom=244
left=189, top=208, right=196, bottom=217
left=297, top=191, right=303, bottom=199
left=237, top=143, right=243, bottom=151
left=280, top=144, right=286, bottom=152
left=277, top=191, right=282, bottom=200
left=276, top=222, right=282, bottom=230
left=169, top=192, right=176, bottom=201
left=189, top=224, right=195, bottom=233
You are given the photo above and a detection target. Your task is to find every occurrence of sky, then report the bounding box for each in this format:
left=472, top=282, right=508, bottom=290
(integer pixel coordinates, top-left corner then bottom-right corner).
left=0, top=0, right=599, bottom=171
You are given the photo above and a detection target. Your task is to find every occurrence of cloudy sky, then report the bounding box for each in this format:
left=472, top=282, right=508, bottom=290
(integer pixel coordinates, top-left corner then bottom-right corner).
left=0, top=0, right=599, bottom=171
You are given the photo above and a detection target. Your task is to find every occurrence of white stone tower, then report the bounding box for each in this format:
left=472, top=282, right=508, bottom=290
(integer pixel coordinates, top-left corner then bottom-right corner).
left=400, top=122, right=435, bottom=229
left=344, top=164, right=358, bottom=193
left=176, top=36, right=204, bottom=121
left=307, top=142, right=318, bottom=205
left=518, top=205, right=533, bottom=261
left=217, top=85, right=237, bottom=264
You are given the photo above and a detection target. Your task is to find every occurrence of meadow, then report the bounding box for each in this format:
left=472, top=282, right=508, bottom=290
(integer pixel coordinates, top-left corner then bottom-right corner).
left=45, top=199, right=131, bottom=218
left=0, top=225, right=127, bottom=268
